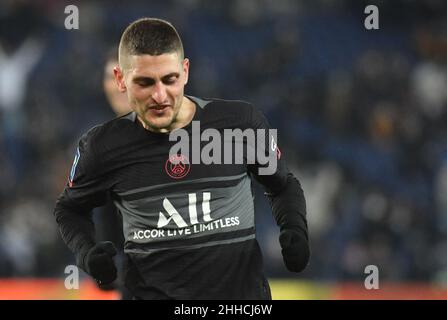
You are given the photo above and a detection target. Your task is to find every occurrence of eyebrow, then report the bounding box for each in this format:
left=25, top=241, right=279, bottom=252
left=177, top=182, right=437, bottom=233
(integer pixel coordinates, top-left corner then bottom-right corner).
left=133, top=72, right=180, bottom=83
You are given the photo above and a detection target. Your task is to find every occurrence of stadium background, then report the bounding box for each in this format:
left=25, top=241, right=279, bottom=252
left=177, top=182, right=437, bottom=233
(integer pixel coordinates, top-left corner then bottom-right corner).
left=1, top=0, right=447, bottom=299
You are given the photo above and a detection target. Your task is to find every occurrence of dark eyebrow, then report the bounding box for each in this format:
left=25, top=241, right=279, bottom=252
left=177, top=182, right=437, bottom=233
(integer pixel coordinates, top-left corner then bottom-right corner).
left=133, top=76, right=155, bottom=83
left=132, top=73, right=179, bottom=84
left=133, top=76, right=154, bottom=81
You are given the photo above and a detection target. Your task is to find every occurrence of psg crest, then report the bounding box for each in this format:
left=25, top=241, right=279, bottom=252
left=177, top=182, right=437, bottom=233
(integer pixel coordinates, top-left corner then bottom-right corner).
left=165, top=154, right=190, bottom=179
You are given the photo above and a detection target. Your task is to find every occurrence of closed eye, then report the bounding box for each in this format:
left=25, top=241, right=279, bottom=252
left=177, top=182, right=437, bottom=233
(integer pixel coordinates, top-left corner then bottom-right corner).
left=133, top=77, right=155, bottom=87
left=132, top=73, right=180, bottom=87
left=162, top=73, right=180, bottom=85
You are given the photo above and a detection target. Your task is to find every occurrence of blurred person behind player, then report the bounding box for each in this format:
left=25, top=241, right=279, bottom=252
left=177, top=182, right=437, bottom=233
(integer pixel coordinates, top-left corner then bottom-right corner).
left=92, top=48, right=132, bottom=299
left=103, top=47, right=131, bottom=117
left=54, top=18, right=310, bottom=299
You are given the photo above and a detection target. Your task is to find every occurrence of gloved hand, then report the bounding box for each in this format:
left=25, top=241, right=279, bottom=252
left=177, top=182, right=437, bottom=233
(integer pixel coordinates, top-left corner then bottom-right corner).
left=279, top=228, right=310, bottom=273
left=83, top=241, right=118, bottom=285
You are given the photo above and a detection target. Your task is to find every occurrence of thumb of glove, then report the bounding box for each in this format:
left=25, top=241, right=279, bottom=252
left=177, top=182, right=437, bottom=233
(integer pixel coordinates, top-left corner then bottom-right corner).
left=95, top=241, right=118, bottom=257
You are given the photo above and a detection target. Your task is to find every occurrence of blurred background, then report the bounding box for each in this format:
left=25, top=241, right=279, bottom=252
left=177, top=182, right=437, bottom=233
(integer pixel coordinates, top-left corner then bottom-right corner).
left=1, top=0, right=447, bottom=299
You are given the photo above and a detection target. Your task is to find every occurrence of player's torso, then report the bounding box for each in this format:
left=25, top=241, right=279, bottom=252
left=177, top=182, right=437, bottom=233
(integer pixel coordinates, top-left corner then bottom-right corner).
left=101, top=97, right=257, bottom=252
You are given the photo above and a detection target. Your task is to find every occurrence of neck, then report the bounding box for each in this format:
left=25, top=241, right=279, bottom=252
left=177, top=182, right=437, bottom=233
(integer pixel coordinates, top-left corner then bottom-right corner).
left=170, top=96, right=196, bottom=130
left=138, top=96, right=196, bottom=133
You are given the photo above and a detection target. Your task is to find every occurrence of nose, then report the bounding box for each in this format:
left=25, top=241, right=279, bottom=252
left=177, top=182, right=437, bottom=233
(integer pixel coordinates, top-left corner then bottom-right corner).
left=152, top=81, right=167, bottom=104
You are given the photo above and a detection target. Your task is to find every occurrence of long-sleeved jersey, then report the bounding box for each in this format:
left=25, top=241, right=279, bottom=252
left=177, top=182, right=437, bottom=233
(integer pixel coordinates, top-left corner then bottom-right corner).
left=54, top=96, right=308, bottom=299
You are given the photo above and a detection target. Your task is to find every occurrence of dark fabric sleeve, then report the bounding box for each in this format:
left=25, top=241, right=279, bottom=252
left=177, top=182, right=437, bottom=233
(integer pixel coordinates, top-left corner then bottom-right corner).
left=53, top=129, right=110, bottom=271
left=246, top=105, right=308, bottom=235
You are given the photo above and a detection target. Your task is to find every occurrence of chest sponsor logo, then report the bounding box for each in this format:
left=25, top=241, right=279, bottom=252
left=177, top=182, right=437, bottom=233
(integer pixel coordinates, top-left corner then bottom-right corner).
left=158, top=192, right=211, bottom=228
left=132, top=192, right=240, bottom=240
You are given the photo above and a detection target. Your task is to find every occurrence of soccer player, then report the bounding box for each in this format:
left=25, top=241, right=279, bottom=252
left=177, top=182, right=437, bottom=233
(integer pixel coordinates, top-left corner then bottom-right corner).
left=54, top=18, right=309, bottom=299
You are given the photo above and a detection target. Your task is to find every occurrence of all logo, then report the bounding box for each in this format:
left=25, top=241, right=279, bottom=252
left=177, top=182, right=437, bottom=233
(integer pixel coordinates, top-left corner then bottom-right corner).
left=158, top=192, right=212, bottom=228
left=165, top=154, right=190, bottom=179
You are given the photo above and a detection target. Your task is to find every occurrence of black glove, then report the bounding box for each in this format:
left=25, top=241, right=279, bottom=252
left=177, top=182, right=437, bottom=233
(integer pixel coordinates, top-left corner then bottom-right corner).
left=83, top=241, right=118, bottom=285
left=279, top=228, right=310, bottom=273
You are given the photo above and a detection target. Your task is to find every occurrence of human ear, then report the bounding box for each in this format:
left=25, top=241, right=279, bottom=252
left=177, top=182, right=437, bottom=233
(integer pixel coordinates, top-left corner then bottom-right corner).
left=182, top=58, right=190, bottom=85
left=114, top=66, right=127, bottom=93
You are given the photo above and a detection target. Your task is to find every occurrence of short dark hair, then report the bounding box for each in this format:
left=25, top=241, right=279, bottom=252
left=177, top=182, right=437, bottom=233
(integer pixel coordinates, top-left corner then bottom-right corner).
left=119, top=18, right=184, bottom=68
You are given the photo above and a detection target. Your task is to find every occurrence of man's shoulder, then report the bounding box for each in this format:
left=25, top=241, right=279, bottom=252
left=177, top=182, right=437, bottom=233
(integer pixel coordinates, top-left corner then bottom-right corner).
left=194, top=96, right=253, bottom=110
left=190, top=95, right=256, bottom=123
left=79, top=112, right=137, bottom=152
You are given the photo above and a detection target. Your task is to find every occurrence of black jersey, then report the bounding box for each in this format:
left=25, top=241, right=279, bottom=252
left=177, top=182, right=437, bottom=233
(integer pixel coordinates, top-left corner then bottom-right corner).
left=54, top=96, right=293, bottom=300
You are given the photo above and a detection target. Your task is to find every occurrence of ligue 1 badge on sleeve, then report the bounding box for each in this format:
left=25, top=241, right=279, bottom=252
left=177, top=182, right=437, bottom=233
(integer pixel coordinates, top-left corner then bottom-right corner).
left=68, top=147, right=81, bottom=187
left=165, top=154, right=190, bottom=179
